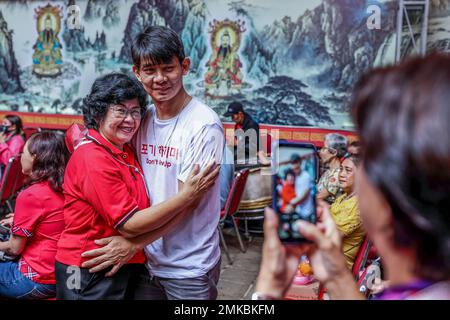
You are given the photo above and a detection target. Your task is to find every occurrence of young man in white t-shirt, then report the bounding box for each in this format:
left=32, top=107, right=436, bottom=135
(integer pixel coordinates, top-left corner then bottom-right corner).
left=129, top=26, right=224, bottom=299
left=77, top=26, right=224, bottom=300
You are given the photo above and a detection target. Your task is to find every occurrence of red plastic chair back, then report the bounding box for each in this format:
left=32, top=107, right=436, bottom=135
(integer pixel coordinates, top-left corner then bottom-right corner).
left=23, top=127, right=41, bottom=140
left=65, top=123, right=89, bottom=154
left=0, top=156, right=25, bottom=204
left=221, top=169, right=250, bottom=220
left=352, top=236, right=372, bottom=279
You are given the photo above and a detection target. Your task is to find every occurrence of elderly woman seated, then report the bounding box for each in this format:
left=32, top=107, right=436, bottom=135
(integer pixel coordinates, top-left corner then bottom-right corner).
left=317, top=133, right=348, bottom=204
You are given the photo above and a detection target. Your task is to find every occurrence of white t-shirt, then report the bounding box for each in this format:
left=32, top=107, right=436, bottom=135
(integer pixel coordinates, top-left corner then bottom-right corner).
left=294, top=171, right=315, bottom=219
left=134, top=97, right=224, bottom=278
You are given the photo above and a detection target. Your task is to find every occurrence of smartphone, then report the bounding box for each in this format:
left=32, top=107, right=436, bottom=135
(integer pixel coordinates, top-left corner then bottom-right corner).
left=272, top=141, right=318, bottom=243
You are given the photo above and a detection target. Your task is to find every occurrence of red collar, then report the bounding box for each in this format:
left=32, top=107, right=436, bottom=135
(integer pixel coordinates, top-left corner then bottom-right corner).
left=87, top=129, right=131, bottom=157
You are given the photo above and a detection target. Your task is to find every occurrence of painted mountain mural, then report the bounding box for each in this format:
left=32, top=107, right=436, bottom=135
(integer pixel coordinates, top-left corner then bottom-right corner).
left=0, top=0, right=449, bottom=129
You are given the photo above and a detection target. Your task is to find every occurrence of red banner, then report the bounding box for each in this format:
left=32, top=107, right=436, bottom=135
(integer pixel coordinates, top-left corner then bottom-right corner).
left=0, top=111, right=357, bottom=147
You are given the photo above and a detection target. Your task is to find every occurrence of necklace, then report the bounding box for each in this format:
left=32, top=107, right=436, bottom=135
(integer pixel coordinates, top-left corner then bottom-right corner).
left=152, top=94, right=191, bottom=147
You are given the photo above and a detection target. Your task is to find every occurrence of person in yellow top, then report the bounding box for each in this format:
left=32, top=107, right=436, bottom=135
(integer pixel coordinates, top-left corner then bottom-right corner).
left=329, top=153, right=365, bottom=270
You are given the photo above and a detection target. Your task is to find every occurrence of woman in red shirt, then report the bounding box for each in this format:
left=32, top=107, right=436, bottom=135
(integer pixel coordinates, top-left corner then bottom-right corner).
left=55, top=73, right=219, bottom=300
left=0, top=131, right=69, bottom=299
left=0, top=115, right=26, bottom=168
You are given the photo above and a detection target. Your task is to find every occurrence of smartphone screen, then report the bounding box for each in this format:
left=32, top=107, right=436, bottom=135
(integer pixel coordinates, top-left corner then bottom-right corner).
left=272, top=142, right=318, bottom=242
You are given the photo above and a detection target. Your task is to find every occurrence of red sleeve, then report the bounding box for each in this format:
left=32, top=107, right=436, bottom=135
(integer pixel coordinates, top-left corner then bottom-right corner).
left=80, top=151, right=140, bottom=229
left=0, top=135, right=25, bottom=165
left=11, top=188, right=43, bottom=238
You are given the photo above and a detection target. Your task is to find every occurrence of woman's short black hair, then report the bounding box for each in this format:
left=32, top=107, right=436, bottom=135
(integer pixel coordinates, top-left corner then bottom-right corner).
left=351, top=53, right=450, bottom=281
left=5, top=115, right=23, bottom=136
left=27, top=131, right=69, bottom=193
left=83, top=73, right=148, bottom=130
left=342, top=153, right=360, bottom=167
left=131, top=25, right=185, bottom=69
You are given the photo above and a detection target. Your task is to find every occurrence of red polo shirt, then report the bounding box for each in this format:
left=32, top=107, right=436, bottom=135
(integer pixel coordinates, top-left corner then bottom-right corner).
left=12, top=181, right=65, bottom=284
left=56, top=129, right=149, bottom=266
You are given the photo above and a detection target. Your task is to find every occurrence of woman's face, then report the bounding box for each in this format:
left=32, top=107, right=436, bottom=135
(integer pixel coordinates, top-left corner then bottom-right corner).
left=286, top=173, right=295, bottom=185
left=339, top=158, right=356, bottom=193
left=1, top=118, right=15, bottom=133
left=319, top=141, right=335, bottom=163
left=98, top=98, right=141, bottom=149
left=21, top=140, right=35, bottom=176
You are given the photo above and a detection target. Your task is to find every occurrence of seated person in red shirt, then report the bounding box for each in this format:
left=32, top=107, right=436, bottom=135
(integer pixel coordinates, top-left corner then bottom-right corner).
left=0, top=115, right=26, bottom=169
left=0, top=131, right=69, bottom=299
left=280, top=169, right=296, bottom=213
left=55, top=73, right=219, bottom=300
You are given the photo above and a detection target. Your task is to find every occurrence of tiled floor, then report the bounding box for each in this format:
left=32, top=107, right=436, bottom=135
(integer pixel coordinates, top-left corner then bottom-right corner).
left=217, top=229, right=263, bottom=300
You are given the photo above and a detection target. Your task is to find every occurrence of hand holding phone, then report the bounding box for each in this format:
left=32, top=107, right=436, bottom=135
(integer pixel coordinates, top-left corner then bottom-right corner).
left=272, top=141, right=318, bottom=243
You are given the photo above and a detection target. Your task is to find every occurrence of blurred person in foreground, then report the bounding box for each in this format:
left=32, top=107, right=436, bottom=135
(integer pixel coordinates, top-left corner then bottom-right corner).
left=255, top=53, right=450, bottom=300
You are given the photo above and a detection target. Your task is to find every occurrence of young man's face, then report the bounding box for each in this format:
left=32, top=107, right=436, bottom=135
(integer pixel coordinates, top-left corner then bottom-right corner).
left=231, top=112, right=245, bottom=125
left=133, top=56, right=190, bottom=103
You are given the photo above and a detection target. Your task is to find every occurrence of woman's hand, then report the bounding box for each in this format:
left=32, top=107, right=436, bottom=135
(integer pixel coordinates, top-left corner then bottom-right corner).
left=255, top=207, right=313, bottom=298
left=182, top=160, right=221, bottom=204
left=297, top=202, right=363, bottom=299
left=81, top=236, right=140, bottom=276
left=0, top=132, right=5, bottom=144
left=297, top=202, right=348, bottom=283
left=0, top=213, right=14, bottom=227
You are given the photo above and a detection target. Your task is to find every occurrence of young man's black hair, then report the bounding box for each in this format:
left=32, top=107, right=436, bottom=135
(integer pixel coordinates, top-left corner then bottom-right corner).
left=130, top=25, right=185, bottom=69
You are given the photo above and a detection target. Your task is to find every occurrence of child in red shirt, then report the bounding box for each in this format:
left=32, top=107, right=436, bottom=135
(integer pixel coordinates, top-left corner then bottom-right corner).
left=280, top=169, right=297, bottom=213
left=0, top=131, right=69, bottom=299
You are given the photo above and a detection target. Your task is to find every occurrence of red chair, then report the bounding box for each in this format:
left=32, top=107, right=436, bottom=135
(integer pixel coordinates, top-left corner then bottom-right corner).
left=352, top=237, right=373, bottom=280
left=0, top=155, right=25, bottom=213
left=23, top=127, right=41, bottom=140
left=218, top=169, right=250, bottom=264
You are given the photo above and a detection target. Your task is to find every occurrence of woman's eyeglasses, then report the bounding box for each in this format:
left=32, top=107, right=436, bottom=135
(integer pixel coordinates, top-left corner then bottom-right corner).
left=110, top=106, right=142, bottom=120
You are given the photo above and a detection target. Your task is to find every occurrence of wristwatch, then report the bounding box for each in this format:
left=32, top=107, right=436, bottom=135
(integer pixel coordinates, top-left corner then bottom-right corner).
left=251, top=292, right=278, bottom=300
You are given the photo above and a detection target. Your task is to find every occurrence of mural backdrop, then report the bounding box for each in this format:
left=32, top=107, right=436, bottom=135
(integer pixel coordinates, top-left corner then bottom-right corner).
left=0, top=0, right=449, bottom=129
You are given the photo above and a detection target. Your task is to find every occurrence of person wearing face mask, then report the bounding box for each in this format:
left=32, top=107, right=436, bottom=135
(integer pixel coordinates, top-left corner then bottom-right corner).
left=317, top=133, right=348, bottom=204
left=0, top=115, right=26, bottom=169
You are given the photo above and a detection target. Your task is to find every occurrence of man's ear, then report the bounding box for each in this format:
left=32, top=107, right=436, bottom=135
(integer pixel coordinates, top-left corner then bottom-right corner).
left=181, top=57, right=191, bottom=76
left=132, top=65, right=141, bottom=82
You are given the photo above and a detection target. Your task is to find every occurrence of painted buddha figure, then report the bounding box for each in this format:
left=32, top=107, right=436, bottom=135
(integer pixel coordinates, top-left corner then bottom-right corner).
left=32, top=15, right=63, bottom=77
left=205, top=30, right=243, bottom=95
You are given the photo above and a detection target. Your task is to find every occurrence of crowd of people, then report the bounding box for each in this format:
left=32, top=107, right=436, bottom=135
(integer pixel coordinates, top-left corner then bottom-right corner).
left=255, top=53, right=450, bottom=300
left=0, top=25, right=449, bottom=300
